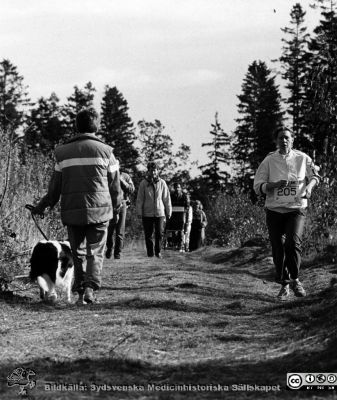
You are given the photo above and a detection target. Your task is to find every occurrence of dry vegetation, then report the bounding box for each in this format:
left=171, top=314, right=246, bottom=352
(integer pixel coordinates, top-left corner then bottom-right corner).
left=1, top=241, right=337, bottom=400
left=1, top=136, right=337, bottom=400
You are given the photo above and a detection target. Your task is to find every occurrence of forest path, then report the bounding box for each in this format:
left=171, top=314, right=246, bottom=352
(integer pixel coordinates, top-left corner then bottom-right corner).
left=1, top=244, right=337, bottom=399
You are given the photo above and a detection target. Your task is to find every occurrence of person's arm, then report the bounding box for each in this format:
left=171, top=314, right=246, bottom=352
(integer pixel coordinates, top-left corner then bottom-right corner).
left=32, top=169, right=62, bottom=215
left=107, top=154, right=122, bottom=211
left=184, top=193, right=190, bottom=209
left=162, top=181, right=172, bottom=219
left=253, top=159, right=269, bottom=196
left=254, top=158, right=287, bottom=194
left=202, top=211, right=208, bottom=228
left=304, top=156, right=320, bottom=198
left=304, top=179, right=318, bottom=198
left=265, top=181, right=289, bottom=192
left=187, top=206, right=192, bottom=224
left=136, top=181, right=144, bottom=217
left=120, top=173, right=135, bottom=195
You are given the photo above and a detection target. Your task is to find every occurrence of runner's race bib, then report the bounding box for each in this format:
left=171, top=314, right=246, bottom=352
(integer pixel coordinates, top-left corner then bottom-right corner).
left=274, top=181, right=300, bottom=203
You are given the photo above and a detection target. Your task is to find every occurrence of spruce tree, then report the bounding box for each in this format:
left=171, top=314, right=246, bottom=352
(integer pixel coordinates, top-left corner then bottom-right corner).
left=99, top=86, right=138, bottom=170
left=232, top=60, right=283, bottom=183
left=0, top=59, right=30, bottom=138
left=25, top=93, right=66, bottom=154
left=303, top=0, right=337, bottom=177
left=199, top=112, right=231, bottom=191
left=279, top=3, right=311, bottom=151
left=62, top=82, right=96, bottom=140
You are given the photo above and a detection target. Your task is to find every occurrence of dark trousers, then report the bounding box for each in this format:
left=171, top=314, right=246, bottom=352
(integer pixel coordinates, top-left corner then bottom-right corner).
left=106, top=203, right=127, bottom=256
left=142, top=217, right=165, bottom=256
left=67, top=221, right=108, bottom=293
left=189, top=227, right=203, bottom=251
left=266, top=209, right=306, bottom=284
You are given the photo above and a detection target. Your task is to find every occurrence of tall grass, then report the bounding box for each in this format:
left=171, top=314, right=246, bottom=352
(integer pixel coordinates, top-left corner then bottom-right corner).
left=0, top=136, right=66, bottom=286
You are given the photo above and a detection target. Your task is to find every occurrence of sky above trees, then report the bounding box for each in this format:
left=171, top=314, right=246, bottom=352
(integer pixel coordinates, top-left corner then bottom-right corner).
left=0, top=0, right=320, bottom=173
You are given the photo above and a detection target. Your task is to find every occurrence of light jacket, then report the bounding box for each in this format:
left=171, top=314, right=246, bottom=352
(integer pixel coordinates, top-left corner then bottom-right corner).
left=253, top=149, right=320, bottom=210
left=36, top=133, right=122, bottom=226
left=136, top=177, right=172, bottom=218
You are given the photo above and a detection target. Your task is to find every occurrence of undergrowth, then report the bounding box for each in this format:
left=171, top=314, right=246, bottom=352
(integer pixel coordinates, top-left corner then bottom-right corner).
left=1, top=126, right=337, bottom=291
left=0, top=137, right=66, bottom=287
left=205, top=191, right=267, bottom=247
left=205, top=184, right=337, bottom=257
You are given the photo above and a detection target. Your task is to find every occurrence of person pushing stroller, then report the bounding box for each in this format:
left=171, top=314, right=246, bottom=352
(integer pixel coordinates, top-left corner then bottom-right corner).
left=166, top=182, right=190, bottom=252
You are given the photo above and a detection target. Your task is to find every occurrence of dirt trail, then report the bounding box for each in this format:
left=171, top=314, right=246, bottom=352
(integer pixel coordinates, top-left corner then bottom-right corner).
left=1, top=244, right=337, bottom=399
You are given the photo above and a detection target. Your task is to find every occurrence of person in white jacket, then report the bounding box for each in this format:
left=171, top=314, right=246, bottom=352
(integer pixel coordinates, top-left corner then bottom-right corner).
left=136, top=162, right=172, bottom=258
left=254, top=127, right=319, bottom=299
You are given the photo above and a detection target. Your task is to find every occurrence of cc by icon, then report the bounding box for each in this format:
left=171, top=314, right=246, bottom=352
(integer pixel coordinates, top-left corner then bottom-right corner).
left=306, top=374, right=315, bottom=384
left=288, top=374, right=303, bottom=389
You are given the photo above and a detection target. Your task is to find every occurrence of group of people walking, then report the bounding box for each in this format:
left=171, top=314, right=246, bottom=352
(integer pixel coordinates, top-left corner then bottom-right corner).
left=104, top=157, right=208, bottom=262
left=135, top=161, right=207, bottom=258
left=142, top=178, right=208, bottom=256
left=32, top=108, right=207, bottom=304
left=32, top=108, right=319, bottom=304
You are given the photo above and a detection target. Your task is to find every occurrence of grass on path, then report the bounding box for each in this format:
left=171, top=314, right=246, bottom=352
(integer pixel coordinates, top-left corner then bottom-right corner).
left=1, top=243, right=337, bottom=399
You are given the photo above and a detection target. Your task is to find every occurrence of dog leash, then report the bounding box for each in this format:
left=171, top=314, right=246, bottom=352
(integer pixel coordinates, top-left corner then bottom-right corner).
left=25, top=204, right=49, bottom=241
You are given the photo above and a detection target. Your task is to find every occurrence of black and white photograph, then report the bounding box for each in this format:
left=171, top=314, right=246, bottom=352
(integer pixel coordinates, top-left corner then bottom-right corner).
left=0, top=0, right=337, bottom=399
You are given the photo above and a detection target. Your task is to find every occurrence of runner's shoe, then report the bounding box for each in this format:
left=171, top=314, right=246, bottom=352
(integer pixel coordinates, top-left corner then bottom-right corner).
left=292, top=280, right=306, bottom=297
left=277, top=284, right=290, bottom=300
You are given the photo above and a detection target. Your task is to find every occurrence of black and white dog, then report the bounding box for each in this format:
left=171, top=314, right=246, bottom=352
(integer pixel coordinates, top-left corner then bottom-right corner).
left=29, top=240, right=74, bottom=303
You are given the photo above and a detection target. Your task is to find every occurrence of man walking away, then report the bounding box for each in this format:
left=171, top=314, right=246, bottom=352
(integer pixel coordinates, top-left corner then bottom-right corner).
left=106, top=170, right=135, bottom=259
left=32, top=108, right=122, bottom=305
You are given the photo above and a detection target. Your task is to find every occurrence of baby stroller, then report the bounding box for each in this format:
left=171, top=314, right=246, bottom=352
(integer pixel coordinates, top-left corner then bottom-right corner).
left=164, top=206, right=186, bottom=251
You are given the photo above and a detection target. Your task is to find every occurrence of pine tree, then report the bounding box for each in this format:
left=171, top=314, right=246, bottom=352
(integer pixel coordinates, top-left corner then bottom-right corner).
left=99, top=86, right=138, bottom=170
left=24, top=93, right=66, bottom=154
left=62, top=82, right=96, bottom=140
left=303, top=0, right=337, bottom=177
left=0, top=59, right=30, bottom=138
left=199, top=112, right=231, bottom=191
left=279, top=3, right=311, bottom=151
left=232, top=60, right=283, bottom=183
